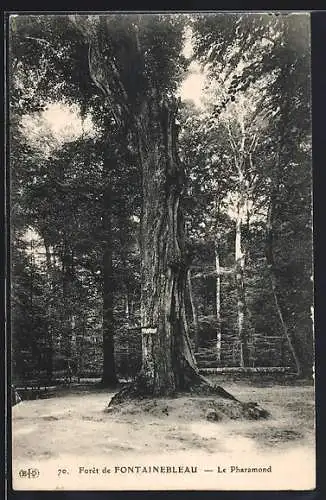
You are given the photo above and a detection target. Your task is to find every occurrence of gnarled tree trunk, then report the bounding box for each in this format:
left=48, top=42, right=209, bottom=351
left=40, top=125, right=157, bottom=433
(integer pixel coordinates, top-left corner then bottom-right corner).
left=137, top=97, right=198, bottom=396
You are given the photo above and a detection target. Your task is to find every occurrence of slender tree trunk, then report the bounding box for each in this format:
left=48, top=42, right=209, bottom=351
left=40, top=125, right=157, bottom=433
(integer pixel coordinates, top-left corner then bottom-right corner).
left=245, top=201, right=251, bottom=264
left=214, top=240, right=222, bottom=364
left=187, top=268, right=199, bottom=351
left=101, top=179, right=118, bottom=387
left=62, top=243, right=73, bottom=362
left=44, top=240, right=53, bottom=382
left=130, top=289, right=136, bottom=319
left=265, top=200, right=301, bottom=376
left=125, top=291, right=130, bottom=321
left=235, top=195, right=249, bottom=367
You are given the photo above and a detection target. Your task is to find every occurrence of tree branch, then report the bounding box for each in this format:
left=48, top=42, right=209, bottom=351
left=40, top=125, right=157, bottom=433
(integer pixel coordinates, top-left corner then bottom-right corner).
left=192, top=267, right=235, bottom=279
left=25, top=36, right=51, bottom=46
left=24, top=36, right=62, bottom=58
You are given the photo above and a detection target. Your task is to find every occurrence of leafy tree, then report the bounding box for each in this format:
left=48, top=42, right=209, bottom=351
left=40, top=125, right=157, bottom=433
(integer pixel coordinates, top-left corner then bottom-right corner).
left=185, top=13, right=312, bottom=375
left=262, top=14, right=312, bottom=376
left=10, top=15, right=141, bottom=386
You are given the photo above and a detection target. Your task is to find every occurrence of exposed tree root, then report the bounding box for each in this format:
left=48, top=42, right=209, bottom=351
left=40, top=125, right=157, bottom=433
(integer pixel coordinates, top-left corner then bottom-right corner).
left=108, top=369, right=269, bottom=421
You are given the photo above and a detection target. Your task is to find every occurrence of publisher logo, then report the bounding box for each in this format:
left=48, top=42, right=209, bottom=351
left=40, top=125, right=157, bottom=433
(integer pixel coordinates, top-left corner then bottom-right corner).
left=19, top=468, right=40, bottom=478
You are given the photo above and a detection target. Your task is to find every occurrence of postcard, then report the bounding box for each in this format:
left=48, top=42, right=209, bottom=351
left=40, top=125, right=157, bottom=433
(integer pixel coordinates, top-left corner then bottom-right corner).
left=9, top=11, right=315, bottom=491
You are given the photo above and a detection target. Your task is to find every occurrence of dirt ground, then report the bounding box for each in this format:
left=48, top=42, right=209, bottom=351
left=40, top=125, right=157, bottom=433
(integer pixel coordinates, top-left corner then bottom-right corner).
left=11, top=380, right=315, bottom=491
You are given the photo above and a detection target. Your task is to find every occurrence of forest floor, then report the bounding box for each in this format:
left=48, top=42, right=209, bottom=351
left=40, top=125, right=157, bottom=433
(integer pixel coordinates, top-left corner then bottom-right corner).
left=12, top=379, right=315, bottom=490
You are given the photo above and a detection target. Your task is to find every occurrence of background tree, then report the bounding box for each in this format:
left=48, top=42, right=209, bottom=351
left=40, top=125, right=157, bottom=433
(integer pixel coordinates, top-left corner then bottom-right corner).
left=181, top=12, right=312, bottom=374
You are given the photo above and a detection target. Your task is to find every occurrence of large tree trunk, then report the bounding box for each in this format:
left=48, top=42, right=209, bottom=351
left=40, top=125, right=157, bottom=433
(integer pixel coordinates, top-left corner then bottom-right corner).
left=137, top=97, right=198, bottom=396
left=101, top=178, right=118, bottom=387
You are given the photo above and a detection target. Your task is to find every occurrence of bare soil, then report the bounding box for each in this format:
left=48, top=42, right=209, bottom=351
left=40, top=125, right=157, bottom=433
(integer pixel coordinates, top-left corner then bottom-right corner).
left=11, top=381, right=315, bottom=490
left=12, top=381, right=314, bottom=461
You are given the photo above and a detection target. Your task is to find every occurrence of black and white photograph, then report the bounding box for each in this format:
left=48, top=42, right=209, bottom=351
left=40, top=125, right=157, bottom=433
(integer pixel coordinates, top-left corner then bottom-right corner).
left=8, top=11, right=314, bottom=491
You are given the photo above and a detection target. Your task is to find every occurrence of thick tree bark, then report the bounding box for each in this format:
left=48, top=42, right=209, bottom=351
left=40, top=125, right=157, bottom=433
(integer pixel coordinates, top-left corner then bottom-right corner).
left=101, top=179, right=118, bottom=387
left=136, top=97, right=198, bottom=396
